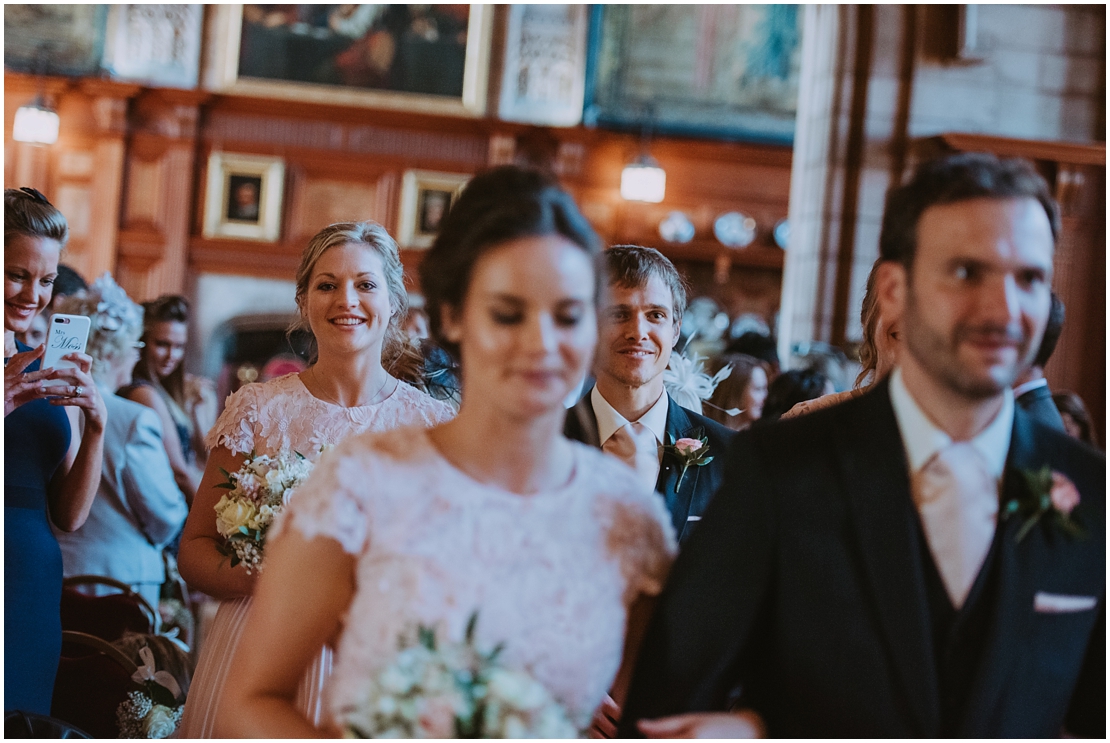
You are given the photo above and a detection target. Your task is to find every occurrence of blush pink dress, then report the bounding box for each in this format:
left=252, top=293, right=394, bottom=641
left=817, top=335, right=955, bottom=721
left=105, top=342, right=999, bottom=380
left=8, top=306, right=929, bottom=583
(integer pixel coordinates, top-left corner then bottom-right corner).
left=176, top=373, right=454, bottom=738
left=271, top=425, right=678, bottom=732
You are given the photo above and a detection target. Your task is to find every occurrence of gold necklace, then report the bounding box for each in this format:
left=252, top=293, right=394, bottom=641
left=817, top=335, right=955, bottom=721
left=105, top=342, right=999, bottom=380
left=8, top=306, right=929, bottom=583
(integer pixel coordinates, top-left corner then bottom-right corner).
left=309, top=366, right=390, bottom=407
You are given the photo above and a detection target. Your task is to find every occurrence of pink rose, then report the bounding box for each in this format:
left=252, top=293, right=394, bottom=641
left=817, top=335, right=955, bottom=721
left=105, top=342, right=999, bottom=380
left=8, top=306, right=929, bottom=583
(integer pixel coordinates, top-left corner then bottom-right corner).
left=1049, top=472, right=1080, bottom=515
left=675, top=438, right=704, bottom=456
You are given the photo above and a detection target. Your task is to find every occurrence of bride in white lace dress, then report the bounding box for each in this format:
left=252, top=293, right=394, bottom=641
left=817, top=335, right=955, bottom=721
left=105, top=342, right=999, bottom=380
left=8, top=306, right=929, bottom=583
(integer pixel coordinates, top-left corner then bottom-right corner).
left=175, top=222, right=454, bottom=737
left=216, top=167, right=678, bottom=737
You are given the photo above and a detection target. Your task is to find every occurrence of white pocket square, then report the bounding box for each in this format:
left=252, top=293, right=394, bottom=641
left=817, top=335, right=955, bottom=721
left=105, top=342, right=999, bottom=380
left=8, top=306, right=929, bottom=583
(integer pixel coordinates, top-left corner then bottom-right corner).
left=686, top=515, right=701, bottom=522
left=1033, top=592, right=1098, bottom=613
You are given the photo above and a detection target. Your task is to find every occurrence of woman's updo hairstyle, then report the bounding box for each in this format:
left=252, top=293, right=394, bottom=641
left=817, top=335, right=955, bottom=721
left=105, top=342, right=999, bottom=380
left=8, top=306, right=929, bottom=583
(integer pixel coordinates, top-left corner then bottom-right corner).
left=290, top=221, right=408, bottom=367
left=5, top=187, right=69, bottom=247
left=419, top=166, right=602, bottom=361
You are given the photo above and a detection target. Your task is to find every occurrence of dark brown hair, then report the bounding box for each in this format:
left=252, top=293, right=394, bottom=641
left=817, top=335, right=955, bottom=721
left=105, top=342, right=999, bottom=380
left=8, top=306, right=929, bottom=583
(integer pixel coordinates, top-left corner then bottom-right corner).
left=419, top=166, right=602, bottom=362
left=1052, top=391, right=1099, bottom=448
left=134, top=295, right=191, bottom=408
left=706, top=353, right=769, bottom=427
left=879, top=152, right=1059, bottom=272
left=603, top=245, right=689, bottom=325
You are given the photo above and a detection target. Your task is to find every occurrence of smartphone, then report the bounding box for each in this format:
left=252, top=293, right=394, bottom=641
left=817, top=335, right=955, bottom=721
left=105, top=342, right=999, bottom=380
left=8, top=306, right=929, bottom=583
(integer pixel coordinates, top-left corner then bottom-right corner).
left=42, top=314, right=91, bottom=387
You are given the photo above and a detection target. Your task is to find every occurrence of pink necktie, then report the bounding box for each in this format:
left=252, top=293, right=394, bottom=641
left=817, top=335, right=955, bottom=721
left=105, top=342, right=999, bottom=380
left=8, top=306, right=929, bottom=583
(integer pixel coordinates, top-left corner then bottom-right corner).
left=602, top=421, right=660, bottom=491
left=912, top=442, right=999, bottom=609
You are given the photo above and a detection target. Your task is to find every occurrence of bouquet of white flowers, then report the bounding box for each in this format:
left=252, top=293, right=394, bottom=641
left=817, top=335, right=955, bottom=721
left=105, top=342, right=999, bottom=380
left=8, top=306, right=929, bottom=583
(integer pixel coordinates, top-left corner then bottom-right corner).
left=344, top=614, right=578, bottom=739
left=213, top=449, right=314, bottom=574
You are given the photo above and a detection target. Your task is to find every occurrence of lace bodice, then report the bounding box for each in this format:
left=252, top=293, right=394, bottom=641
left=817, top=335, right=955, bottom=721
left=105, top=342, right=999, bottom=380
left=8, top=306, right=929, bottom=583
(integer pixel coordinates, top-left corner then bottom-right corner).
left=205, top=373, right=455, bottom=459
left=272, top=426, right=677, bottom=731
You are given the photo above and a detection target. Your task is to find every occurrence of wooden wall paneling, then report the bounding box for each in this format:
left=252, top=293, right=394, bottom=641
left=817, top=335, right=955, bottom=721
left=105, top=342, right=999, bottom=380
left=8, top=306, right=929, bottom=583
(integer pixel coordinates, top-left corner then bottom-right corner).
left=70, top=80, right=143, bottom=284
left=116, top=89, right=208, bottom=302
left=1046, top=163, right=1105, bottom=443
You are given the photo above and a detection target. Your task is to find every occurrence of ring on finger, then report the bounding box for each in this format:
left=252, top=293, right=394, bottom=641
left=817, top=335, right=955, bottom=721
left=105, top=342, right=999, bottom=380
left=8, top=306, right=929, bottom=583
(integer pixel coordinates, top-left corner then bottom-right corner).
left=74, top=385, right=84, bottom=397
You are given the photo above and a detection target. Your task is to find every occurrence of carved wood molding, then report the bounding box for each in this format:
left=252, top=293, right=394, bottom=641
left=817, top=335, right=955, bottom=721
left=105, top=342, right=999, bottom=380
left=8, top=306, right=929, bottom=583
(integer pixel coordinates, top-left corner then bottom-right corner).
left=922, top=133, right=1106, bottom=167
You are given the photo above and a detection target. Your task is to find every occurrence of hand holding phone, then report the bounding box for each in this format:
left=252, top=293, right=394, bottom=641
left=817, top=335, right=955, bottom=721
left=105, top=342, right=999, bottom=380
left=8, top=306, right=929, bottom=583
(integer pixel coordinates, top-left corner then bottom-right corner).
left=43, top=314, right=91, bottom=387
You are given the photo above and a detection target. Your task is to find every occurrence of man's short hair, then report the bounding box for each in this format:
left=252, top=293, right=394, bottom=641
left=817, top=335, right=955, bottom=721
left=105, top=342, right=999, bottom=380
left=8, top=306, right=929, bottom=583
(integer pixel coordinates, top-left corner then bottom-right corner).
left=604, top=245, right=688, bottom=325
left=879, top=152, right=1060, bottom=271
left=1033, top=291, right=1065, bottom=368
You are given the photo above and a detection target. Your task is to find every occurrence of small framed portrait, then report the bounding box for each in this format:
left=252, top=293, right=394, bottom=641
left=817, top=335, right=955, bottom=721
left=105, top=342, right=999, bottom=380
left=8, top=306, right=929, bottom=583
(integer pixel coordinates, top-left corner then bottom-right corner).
left=202, top=152, right=285, bottom=242
left=397, top=170, right=469, bottom=249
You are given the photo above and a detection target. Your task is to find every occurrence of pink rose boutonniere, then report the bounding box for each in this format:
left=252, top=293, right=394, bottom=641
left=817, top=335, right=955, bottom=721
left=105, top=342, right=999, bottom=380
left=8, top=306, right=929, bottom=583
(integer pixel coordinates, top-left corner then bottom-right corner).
left=664, top=433, right=713, bottom=491
left=1003, top=466, right=1087, bottom=543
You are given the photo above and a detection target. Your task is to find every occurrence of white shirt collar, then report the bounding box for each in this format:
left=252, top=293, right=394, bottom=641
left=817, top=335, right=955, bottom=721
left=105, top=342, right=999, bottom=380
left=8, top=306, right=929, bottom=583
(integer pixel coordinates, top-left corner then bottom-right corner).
left=888, top=367, right=1013, bottom=480
left=1012, top=377, right=1048, bottom=399
left=591, top=385, right=670, bottom=447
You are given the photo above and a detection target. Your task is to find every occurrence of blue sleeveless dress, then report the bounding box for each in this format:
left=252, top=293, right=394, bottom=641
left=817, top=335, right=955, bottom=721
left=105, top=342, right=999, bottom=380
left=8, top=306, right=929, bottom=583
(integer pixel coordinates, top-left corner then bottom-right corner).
left=5, top=340, right=72, bottom=713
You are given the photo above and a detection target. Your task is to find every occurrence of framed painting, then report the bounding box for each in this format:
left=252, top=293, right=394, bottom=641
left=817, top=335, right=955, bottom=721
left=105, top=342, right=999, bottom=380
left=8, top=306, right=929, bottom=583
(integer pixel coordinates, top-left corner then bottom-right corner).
left=202, top=152, right=285, bottom=243
left=497, top=4, right=589, bottom=127
left=204, top=4, right=494, bottom=117
left=3, top=4, right=109, bottom=76
left=397, top=170, right=469, bottom=249
left=583, top=5, right=802, bottom=143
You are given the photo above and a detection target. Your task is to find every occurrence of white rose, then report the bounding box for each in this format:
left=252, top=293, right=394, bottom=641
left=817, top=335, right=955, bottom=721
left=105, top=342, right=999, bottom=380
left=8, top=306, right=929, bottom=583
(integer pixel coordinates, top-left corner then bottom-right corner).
left=380, top=665, right=415, bottom=695
left=488, top=668, right=546, bottom=711
left=143, top=705, right=179, bottom=739
left=251, top=504, right=277, bottom=530
left=215, top=496, right=258, bottom=536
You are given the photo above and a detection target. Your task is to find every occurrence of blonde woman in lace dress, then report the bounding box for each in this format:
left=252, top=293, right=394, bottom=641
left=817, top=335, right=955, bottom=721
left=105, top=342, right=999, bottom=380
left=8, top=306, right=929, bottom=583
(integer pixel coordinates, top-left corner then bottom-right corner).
left=176, top=222, right=454, bottom=737
left=217, top=167, right=678, bottom=737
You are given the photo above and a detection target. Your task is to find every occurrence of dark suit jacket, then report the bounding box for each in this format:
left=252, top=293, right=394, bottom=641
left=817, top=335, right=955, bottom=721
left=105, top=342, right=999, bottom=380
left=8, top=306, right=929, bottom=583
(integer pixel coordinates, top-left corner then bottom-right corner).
left=1016, top=380, right=1066, bottom=432
left=618, top=379, right=1105, bottom=738
left=564, top=388, right=735, bottom=544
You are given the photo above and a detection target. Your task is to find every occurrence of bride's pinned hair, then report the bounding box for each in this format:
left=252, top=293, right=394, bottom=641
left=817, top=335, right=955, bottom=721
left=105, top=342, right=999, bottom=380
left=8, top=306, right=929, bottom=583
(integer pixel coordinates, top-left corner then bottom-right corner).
left=419, top=166, right=602, bottom=362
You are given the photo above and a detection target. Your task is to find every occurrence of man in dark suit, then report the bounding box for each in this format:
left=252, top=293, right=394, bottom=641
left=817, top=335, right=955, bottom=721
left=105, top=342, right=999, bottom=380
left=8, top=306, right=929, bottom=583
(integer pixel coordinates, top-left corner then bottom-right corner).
left=1013, top=291, right=1066, bottom=431
left=619, top=154, right=1104, bottom=738
left=565, top=245, right=734, bottom=544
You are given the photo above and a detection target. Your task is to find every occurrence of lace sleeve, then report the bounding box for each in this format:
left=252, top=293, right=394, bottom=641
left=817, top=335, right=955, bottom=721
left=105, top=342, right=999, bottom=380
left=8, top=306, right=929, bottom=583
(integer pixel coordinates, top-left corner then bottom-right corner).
left=204, top=383, right=262, bottom=455
left=596, top=461, right=678, bottom=603
left=268, top=439, right=374, bottom=555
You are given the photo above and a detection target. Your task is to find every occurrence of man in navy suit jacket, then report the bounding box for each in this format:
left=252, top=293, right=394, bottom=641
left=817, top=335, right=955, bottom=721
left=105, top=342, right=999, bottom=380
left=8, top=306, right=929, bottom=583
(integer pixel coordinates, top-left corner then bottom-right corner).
left=619, top=154, right=1104, bottom=738
left=564, top=245, right=734, bottom=544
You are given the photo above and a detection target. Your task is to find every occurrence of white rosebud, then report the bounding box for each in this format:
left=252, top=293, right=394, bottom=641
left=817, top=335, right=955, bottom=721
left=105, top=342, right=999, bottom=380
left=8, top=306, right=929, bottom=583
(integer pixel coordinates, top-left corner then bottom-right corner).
left=143, top=705, right=179, bottom=739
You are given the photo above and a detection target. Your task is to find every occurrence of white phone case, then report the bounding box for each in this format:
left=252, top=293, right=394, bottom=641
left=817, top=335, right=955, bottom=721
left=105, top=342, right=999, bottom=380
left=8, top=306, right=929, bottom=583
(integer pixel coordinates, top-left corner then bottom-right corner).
left=42, top=314, right=91, bottom=386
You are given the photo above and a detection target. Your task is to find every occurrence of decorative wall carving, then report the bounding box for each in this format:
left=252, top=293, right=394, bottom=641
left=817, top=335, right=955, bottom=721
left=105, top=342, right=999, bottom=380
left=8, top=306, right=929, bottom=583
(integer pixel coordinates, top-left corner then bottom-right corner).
left=102, top=4, right=203, bottom=88
left=498, top=4, right=589, bottom=126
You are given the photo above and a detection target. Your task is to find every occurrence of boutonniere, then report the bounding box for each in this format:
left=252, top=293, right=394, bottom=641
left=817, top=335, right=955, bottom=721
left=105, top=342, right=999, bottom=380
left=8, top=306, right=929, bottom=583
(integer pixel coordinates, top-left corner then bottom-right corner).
left=663, top=432, right=713, bottom=490
left=1002, top=466, right=1086, bottom=543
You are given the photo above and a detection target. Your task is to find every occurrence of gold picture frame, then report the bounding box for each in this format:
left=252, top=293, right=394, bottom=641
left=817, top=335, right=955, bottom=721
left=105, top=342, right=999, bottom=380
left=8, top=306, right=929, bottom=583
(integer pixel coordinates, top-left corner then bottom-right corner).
left=202, top=152, right=285, bottom=242
left=398, top=170, right=470, bottom=249
left=203, top=4, right=495, bottom=117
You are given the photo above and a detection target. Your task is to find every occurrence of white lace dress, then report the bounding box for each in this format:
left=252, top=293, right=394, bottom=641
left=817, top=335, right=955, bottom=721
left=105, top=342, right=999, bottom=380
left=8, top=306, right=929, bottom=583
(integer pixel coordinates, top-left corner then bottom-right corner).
left=271, top=425, right=678, bottom=734
left=176, top=373, right=454, bottom=738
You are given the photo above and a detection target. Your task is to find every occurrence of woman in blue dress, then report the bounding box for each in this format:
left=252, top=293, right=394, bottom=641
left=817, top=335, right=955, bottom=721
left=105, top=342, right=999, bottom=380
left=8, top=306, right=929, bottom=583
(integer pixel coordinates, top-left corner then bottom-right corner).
left=4, top=187, right=106, bottom=715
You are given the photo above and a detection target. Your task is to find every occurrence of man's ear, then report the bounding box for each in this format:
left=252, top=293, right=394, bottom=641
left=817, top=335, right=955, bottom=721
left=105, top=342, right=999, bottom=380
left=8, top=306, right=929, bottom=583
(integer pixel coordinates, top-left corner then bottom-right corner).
left=875, top=260, right=906, bottom=330
left=671, top=317, right=683, bottom=349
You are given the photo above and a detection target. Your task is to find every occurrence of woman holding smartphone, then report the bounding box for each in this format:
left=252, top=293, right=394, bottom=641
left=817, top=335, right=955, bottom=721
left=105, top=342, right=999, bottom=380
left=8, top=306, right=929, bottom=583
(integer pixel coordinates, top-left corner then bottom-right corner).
left=4, top=187, right=106, bottom=715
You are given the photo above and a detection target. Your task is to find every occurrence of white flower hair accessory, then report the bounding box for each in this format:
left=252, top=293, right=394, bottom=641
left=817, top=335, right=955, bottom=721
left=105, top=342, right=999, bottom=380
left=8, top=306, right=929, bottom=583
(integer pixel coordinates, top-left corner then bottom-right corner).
left=663, top=351, right=732, bottom=414
left=87, top=272, right=143, bottom=333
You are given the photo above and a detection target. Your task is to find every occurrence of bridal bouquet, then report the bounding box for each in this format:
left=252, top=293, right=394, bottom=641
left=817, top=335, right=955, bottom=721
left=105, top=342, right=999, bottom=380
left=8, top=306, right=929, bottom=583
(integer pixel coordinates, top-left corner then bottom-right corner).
left=344, top=614, right=578, bottom=739
left=213, top=449, right=314, bottom=574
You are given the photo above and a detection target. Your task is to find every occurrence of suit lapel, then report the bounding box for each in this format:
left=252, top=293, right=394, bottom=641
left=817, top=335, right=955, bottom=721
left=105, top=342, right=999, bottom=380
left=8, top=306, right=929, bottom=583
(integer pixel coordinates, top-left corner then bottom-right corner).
left=657, top=398, right=701, bottom=537
left=836, top=382, right=940, bottom=736
left=959, top=407, right=1045, bottom=736
left=564, top=387, right=601, bottom=448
